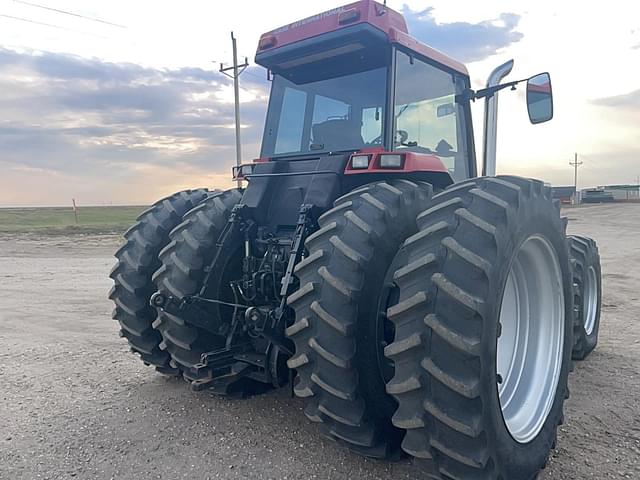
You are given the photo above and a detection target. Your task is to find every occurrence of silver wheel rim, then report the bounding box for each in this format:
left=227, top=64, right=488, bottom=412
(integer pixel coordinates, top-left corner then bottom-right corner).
left=497, top=235, right=564, bottom=444
left=583, top=266, right=598, bottom=335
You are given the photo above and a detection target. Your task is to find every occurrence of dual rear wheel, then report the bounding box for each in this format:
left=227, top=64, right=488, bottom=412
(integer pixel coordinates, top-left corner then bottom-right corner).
left=109, top=189, right=210, bottom=374
left=287, top=176, right=574, bottom=478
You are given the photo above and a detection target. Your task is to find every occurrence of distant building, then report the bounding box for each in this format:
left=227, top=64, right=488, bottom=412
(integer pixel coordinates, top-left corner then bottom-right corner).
left=603, top=184, right=640, bottom=201
left=552, top=186, right=576, bottom=204
left=581, top=188, right=615, bottom=203
left=581, top=185, right=639, bottom=203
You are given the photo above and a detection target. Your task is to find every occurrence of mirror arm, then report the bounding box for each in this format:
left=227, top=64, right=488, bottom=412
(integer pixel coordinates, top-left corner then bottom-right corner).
left=472, top=79, right=522, bottom=100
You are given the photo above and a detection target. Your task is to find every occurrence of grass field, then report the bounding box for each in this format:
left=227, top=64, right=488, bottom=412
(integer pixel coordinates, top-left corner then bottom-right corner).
left=0, top=205, right=146, bottom=234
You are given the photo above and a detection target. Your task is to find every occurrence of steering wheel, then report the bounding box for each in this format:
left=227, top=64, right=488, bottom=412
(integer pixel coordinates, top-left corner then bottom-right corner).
left=395, top=129, right=409, bottom=145
left=368, top=130, right=410, bottom=147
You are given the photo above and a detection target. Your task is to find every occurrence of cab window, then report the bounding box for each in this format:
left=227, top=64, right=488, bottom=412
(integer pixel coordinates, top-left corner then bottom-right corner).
left=394, top=50, right=471, bottom=180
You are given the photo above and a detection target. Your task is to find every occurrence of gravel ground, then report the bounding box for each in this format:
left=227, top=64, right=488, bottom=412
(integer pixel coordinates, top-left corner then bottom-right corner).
left=1, top=203, right=639, bottom=480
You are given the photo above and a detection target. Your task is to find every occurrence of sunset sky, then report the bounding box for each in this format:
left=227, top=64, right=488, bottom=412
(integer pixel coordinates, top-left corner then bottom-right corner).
left=1, top=0, right=639, bottom=206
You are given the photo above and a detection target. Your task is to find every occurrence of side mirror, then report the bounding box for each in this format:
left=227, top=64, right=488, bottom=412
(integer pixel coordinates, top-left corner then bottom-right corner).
left=526, top=73, right=553, bottom=124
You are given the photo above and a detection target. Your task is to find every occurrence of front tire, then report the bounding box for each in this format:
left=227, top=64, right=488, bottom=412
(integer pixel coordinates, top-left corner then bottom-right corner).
left=386, top=177, right=573, bottom=479
left=569, top=235, right=602, bottom=360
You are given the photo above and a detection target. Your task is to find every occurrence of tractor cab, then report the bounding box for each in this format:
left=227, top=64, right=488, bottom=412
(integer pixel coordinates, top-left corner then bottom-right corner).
left=254, top=0, right=476, bottom=183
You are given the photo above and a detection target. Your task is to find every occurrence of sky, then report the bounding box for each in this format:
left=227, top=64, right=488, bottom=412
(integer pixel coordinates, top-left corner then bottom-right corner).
left=0, top=0, right=639, bottom=206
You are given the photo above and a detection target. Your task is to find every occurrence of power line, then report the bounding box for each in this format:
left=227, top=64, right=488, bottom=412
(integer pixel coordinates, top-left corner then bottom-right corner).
left=2, top=12, right=75, bottom=31
left=13, top=0, right=126, bottom=28
left=0, top=13, right=108, bottom=38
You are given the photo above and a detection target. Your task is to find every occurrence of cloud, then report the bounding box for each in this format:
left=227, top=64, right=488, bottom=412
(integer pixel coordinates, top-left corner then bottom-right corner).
left=0, top=48, right=269, bottom=205
left=591, top=89, right=640, bottom=110
left=402, top=6, right=524, bottom=63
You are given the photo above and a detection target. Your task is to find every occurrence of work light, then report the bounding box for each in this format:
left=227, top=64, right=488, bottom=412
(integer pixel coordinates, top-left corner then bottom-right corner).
left=351, top=154, right=370, bottom=169
left=379, top=154, right=403, bottom=168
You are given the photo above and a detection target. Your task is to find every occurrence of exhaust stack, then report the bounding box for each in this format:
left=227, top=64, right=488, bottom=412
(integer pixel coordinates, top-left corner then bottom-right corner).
left=482, top=59, right=514, bottom=176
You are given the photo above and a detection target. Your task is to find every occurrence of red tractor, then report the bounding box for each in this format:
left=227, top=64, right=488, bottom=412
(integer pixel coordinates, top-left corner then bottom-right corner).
left=109, top=2, right=602, bottom=478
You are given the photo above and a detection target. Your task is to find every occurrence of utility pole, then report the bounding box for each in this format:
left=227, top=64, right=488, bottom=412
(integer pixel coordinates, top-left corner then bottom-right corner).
left=569, top=152, right=583, bottom=204
left=219, top=32, right=248, bottom=187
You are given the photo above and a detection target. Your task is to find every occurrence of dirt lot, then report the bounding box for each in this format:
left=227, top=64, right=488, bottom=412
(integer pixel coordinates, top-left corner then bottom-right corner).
left=1, top=203, right=639, bottom=480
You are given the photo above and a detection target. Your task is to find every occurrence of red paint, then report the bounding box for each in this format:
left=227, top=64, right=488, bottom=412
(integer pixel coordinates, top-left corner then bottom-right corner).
left=527, top=82, right=551, bottom=93
left=345, top=150, right=449, bottom=174
left=388, top=28, right=469, bottom=75
left=256, top=0, right=468, bottom=76
left=253, top=157, right=269, bottom=163
left=258, top=1, right=406, bottom=52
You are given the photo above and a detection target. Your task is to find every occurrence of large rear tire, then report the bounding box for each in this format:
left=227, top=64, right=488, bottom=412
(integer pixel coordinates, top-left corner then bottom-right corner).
left=385, top=176, right=573, bottom=479
left=287, top=180, right=432, bottom=458
left=152, top=189, right=246, bottom=390
left=569, top=235, right=602, bottom=360
left=109, top=189, right=209, bottom=374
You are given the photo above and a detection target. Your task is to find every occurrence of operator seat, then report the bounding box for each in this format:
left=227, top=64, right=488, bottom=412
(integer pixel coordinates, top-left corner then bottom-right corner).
left=312, top=119, right=364, bottom=151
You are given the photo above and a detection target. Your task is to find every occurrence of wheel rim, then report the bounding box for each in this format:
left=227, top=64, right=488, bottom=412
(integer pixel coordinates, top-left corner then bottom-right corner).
left=583, top=265, right=598, bottom=335
left=497, top=235, right=565, bottom=444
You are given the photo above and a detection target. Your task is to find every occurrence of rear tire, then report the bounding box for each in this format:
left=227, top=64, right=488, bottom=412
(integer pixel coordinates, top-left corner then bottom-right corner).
left=109, top=189, right=209, bottom=374
left=152, top=189, right=247, bottom=390
left=287, top=180, right=432, bottom=458
left=385, top=176, right=573, bottom=479
left=569, top=235, right=602, bottom=360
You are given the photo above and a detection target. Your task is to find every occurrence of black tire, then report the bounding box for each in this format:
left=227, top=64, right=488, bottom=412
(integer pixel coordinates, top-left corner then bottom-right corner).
left=385, top=176, right=573, bottom=479
left=152, top=189, right=244, bottom=386
left=109, top=189, right=210, bottom=374
left=569, top=235, right=602, bottom=360
left=287, top=180, right=433, bottom=458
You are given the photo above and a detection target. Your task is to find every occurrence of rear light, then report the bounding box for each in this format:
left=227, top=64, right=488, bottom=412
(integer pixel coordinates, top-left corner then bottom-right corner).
left=379, top=154, right=404, bottom=168
left=258, top=35, right=277, bottom=50
left=338, top=8, right=361, bottom=25
left=351, top=154, right=370, bottom=169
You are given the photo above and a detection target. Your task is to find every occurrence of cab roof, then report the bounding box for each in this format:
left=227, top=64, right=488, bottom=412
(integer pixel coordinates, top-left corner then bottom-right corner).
left=255, top=0, right=468, bottom=76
